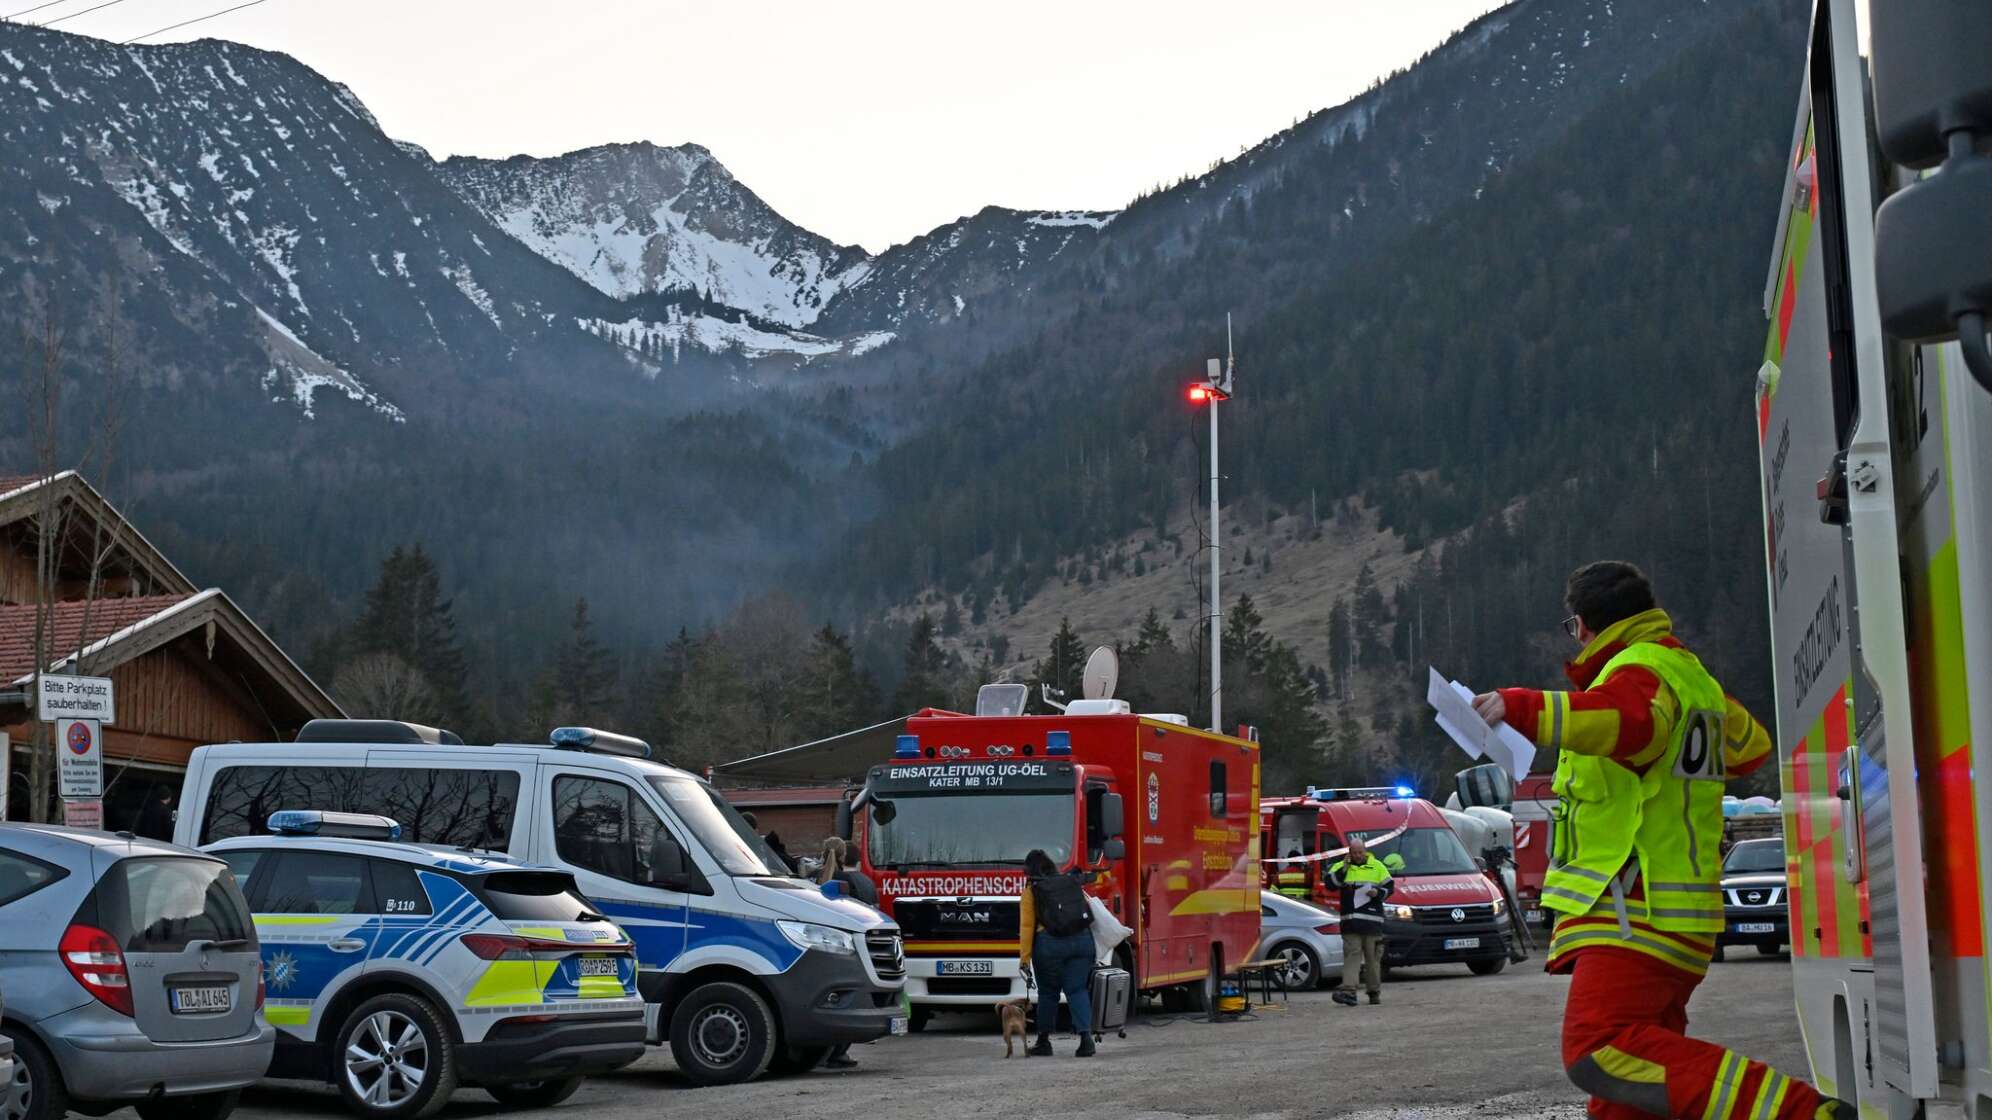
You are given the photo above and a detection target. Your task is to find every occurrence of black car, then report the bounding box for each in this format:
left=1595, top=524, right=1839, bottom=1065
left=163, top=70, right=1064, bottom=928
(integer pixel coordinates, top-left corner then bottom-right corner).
left=1715, top=838, right=1788, bottom=961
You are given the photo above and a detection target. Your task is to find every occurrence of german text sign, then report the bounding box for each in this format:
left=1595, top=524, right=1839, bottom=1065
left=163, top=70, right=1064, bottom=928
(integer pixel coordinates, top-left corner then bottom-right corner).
left=38, top=675, right=115, bottom=724
left=57, top=718, right=103, bottom=799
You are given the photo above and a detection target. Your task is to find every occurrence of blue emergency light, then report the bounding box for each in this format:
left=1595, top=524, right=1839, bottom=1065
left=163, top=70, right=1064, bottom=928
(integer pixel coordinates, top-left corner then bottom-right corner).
left=1395, top=785, right=1416, bottom=798
left=267, top=810, right=402, bottom=840
left=1046, top=730, right=1072, bottom=756
left=894, top=734, right=921, bottom=758
left=550, top=726, right=653, bottom=759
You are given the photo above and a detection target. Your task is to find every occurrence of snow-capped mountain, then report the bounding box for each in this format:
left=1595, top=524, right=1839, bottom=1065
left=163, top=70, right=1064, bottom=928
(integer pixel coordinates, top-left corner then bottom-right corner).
left=438, top=142, right=872, bottom=329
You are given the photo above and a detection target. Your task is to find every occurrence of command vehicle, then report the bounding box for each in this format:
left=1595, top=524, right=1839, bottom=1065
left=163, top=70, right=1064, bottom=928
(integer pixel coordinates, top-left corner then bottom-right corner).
left=844, top=688, right=1260, bottom=1026
left=1261, top=788, right=1514, bottom=975
left=1753, top=1, right=1992, bottom=1113
left=173, top=720, right=906, bottom=1086
left=208, top=810, right=644, bottom=1119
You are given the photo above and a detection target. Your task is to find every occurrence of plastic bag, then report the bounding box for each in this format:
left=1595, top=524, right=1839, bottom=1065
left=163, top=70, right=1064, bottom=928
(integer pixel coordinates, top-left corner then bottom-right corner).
left=1087, top=894, right=1133, bottom=965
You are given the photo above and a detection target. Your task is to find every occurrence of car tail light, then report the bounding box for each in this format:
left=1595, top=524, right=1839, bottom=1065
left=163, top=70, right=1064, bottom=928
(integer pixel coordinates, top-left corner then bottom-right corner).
left=256, top=960, right=266, bottom=1010
left=459, top=933, right=578, bottom=960
left=60, top=924, right=132, bottom=1016
left=1314, top=924, right=1340, bottom=935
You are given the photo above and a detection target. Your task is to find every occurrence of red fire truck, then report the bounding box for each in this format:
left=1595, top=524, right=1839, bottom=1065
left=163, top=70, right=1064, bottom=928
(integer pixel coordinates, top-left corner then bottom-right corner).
left=1261, top=787, right=1517, bottom=975
left=847, top=695, right=1261, bottom=1028
left=1507, top=773, right=1556, bottom=933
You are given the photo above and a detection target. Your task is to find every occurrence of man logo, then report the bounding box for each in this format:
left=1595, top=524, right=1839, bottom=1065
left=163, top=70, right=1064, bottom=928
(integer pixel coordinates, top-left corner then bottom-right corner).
left=1451, top=908, right=1466, bottom=923
left=957, top=896, right=974, bottom=906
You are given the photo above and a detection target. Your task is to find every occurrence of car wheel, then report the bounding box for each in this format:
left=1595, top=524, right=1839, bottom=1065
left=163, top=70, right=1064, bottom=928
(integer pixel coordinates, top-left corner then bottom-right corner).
left=667, top=981, right=776, bottom=1086
left=334, top=993, right=458, bottom=1120
left=4, top=1031, right=64, bottom=1120
left=1468, top=957, right=1507, bottom=976
left=1268, top=941, right=1320, bottom=991
left=906, top=1008, right=931, bottom=1034
left=135, top=1090, right=243, bottom=1120
left=1712, top=944, right=1727, bottom=963
left=482, top=1077, right=582, bottom=1108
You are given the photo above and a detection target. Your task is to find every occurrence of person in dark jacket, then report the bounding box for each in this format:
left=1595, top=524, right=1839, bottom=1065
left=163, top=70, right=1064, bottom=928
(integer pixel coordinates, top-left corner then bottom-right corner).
left=1018, top=848, right=1095, bottom=1058
left=134, top=787, right=175, bottom=841
left=816, top=838, right=879, bottom=1069
left=1325, top=835, right=1394, bottom=1006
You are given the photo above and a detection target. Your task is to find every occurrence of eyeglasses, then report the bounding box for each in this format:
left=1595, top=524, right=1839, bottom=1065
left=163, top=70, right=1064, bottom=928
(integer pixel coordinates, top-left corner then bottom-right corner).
left=1561, top=614, right=1583, bottom=640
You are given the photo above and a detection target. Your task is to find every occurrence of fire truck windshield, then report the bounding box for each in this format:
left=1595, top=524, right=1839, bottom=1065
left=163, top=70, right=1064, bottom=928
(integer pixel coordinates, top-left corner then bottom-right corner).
left=1350, top=826, right=1477, bottom=875
left=867, top=791, right=1077, bottom=869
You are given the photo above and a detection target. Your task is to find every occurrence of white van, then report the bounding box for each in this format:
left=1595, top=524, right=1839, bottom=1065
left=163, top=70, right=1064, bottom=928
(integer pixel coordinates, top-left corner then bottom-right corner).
left=172, top=720, right=906, bottom=1085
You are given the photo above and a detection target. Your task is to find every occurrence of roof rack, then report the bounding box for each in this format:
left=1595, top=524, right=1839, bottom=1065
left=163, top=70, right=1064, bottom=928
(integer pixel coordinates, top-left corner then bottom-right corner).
left=296, top=719, right=465, bottom=746
left=549, top=726, right=652, bottom=759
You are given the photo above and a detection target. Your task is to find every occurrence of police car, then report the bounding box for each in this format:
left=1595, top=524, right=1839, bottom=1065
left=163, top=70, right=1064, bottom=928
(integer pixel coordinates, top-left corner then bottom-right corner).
left=208, top=811, right=645, bottom=1119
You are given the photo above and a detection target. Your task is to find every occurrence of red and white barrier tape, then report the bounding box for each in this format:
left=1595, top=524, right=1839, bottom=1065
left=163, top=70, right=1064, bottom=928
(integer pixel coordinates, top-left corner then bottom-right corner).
left=1260, top=822, right=1410, bottom=866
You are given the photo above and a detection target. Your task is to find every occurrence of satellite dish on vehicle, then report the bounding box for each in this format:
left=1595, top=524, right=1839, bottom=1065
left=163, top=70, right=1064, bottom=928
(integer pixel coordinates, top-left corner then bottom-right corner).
left=1082, top=646, right=1119, bottom=701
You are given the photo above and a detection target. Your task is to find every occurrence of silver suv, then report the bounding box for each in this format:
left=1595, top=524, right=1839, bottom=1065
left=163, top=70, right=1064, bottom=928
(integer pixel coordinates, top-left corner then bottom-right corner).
left=0, top=826, right=274, bottom=1120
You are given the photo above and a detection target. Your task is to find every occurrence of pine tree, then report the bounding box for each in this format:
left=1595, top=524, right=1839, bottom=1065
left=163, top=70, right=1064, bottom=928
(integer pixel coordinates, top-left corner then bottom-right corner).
left=892, top=613, right=950, bottom=713
left=1223, top=595, right=1270, bottom=675
left=795, top=624, right=876, bottom=739
left=1133, top=607, right=1175, bottom=654
left=346, top=545, right=471, bottom=733
left=1032, top=617, right=1087, bottom=701
left=552, top=598, right=616, bottom=724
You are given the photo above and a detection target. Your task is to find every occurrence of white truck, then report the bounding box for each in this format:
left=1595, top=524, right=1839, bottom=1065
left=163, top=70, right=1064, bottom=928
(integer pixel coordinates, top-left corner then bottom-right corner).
left=1754, top=1, right=1992, bottom=1116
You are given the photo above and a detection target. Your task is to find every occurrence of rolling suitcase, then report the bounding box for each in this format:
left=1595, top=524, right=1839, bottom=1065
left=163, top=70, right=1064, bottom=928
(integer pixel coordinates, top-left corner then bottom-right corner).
left=1089, top=966, right=1130, bottom=1038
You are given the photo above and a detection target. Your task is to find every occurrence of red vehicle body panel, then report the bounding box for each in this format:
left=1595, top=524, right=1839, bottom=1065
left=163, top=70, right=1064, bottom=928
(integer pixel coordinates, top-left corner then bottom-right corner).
left=856, top=712, right=1261, bottom=1009
left=1509, top=774, right=1556, bottom=928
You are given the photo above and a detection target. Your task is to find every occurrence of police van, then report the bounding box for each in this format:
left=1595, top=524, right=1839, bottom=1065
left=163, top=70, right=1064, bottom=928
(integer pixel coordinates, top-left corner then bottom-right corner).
left=174, top=721, right=907, bottom=1086
left=208, top=810, right=645, bottom=1119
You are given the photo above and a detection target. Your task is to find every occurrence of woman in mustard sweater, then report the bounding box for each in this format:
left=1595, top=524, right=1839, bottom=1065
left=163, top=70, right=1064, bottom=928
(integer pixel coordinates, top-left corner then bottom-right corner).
left=1017, top=848, right=1095, bottom=1057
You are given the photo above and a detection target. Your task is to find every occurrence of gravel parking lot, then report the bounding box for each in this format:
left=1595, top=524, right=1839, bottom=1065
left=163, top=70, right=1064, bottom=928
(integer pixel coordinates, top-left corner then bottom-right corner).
left=214, top=955, right=1809, bottom=1120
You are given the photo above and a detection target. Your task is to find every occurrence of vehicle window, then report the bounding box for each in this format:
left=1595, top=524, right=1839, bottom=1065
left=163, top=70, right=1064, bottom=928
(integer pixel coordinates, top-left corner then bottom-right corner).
left=554, top=776, right=675, bottom=885
left=646, top=776, right=779, bottom=877
left=370, top=860, right=432, bottom=916
left=0, top=850, right=65, bottom=907
left=1724, top=842, right=1785, bottom=874
left=262, top=851, right=372, bottom=915
left=97, top=857, right=251, bottom=953
left=1349, top=827, right=1477, bottom=875
left=218, top=850, right=267, bottom=900
left=1209, top=762, right=1228, bottom=817
left=1261, top=904, right=1277, bottom=918
left=474, top=871, right=598, bottom=921
left=198, top=765, right=520, bottom=850
left=867, top=791, right=1075, bottom=868
left=360, top=768, right=520, bottom=850
left=1084, top=786, right=1106, bottom=858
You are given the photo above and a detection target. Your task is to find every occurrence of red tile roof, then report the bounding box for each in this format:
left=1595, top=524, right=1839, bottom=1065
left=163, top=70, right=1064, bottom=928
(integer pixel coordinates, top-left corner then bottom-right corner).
left=0, top=594, right=192, bottom=680
left=0, top=476, right=49, bottom=499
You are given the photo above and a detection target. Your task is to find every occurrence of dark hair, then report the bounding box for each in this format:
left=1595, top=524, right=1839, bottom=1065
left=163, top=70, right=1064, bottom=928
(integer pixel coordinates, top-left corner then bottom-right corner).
left=1564, top=561, right=1657, bottom=633
left=1024, top=849, right=1056, bottom=879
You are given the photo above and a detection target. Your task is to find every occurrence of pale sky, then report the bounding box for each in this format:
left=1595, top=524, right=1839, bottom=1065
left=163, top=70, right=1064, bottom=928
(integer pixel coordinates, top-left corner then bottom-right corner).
left=38, top=0, right=1509, bottom=252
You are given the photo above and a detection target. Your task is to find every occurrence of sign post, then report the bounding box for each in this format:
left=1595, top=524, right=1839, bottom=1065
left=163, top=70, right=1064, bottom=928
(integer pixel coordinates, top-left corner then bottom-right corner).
left=38, top=675, right=117, bottom=725
left=58, top=718, right=104, bottom=800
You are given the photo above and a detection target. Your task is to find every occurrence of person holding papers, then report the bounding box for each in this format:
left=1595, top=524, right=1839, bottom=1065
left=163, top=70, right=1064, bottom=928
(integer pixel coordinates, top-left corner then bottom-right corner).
left=1470, top=561, right=1847, bottom=1120
left=1324, top=835, right=1394, bottom=1007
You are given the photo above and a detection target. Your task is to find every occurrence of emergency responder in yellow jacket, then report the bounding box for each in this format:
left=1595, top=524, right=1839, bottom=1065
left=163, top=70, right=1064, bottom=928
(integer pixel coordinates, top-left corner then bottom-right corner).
left=1325, top=836, right=1394, bottom=1007
left=1472, top=561, right=1852, bottom=1120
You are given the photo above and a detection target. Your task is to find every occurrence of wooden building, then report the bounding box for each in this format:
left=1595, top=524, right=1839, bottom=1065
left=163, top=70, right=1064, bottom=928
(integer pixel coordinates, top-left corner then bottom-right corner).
left=0, top=472, right=341, bottom=831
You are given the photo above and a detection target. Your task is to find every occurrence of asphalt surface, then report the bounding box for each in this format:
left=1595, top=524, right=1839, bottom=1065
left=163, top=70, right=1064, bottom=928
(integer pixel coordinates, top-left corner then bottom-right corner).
left=216, top=953, right=1811, bottom=1120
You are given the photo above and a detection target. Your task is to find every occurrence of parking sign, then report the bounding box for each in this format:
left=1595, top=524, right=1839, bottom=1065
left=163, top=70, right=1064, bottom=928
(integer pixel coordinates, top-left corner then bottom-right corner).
left=57, top=718, right=103, bottom=799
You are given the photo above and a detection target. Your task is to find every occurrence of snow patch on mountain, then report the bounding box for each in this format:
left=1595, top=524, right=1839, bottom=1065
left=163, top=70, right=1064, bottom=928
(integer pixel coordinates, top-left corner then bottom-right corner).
left=255, top=308, right=400, bottom=421
left=579, top=307, right=895, bottom=366
left=1025, top=210, right=1115, bottom=230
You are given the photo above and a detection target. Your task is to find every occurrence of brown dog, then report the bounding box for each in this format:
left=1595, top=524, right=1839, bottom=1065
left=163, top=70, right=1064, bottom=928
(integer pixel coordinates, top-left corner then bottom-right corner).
left=997, top=998, right=1031, bottom=1057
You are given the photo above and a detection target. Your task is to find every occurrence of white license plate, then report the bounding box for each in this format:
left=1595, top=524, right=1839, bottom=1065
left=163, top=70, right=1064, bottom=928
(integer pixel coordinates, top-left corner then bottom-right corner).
left=1735, top=922, right=1777, bottom=934
left=1443, top=937, right=1481, bottom=950
left=578, top=956, right=619, bottom=977
left=1525, top=909, right=1544, bottom=924
left=888, top=1016, right=909, bottom=1036
left=170, top=986, right=231, bottom=1014
left=936, top=960, right=992, bottom=976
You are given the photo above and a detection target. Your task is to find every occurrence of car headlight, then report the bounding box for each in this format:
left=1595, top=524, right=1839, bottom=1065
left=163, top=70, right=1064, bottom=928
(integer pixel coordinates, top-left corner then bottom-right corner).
left=1390, top=905, right=1416, bottom=921
left=1491, top=895, right=1507, bottom=916
left=778, top=920, right=857, bottom=955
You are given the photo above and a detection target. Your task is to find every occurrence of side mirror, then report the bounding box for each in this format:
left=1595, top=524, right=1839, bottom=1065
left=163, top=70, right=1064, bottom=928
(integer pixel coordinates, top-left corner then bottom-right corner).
left=871, top=799, right=898, bottom=826
left=1100, top=793, right=1125, bottom=839
left=1101, top=838, right=1126, bottom=861
left=647, top=841, right=711, bottom=895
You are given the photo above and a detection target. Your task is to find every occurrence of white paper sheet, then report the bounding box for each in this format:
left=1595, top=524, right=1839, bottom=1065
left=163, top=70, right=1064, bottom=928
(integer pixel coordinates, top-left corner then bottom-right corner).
left=1426, top=667, right=1537, bottom=780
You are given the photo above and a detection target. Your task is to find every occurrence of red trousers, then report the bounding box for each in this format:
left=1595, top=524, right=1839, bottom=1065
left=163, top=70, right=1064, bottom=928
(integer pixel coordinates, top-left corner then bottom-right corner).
left=1561, top=947, right=1827, bottom=1119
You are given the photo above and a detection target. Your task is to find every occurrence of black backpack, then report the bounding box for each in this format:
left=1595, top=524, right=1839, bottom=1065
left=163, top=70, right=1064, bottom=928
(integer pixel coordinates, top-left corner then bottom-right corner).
left=1033, top=873, right=1094, bottom=937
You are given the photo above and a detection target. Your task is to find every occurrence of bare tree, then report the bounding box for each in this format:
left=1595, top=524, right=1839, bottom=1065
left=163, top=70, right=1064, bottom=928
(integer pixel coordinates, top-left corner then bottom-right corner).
left=333, top=652, right=442, bottom=724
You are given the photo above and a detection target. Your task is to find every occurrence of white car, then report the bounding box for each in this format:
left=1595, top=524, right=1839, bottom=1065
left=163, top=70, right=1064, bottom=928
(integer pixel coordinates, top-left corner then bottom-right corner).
left=1259, top=891, right=1346, bottom=991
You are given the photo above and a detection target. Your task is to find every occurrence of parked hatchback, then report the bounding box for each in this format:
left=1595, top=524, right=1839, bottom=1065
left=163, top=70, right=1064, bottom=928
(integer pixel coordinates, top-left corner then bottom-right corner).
left=0, top=825, right=273, bottom=1120
left=1258, top=890, right=1344, bottom=991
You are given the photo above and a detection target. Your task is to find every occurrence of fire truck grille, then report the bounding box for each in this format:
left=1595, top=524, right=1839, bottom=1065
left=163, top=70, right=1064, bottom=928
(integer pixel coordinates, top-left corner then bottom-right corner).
left=927, top=978, right=1012, bottom=997
left=1412, top=903, right=1496, bottom=925
left=866, top=930, right=906, bottom=981
left=891, top=899, right=1021, bottom=940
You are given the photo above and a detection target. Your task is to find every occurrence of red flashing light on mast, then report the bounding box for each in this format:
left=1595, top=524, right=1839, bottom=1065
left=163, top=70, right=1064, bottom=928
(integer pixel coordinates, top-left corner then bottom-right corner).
left=1188, top=385, right=1209, bottom=403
